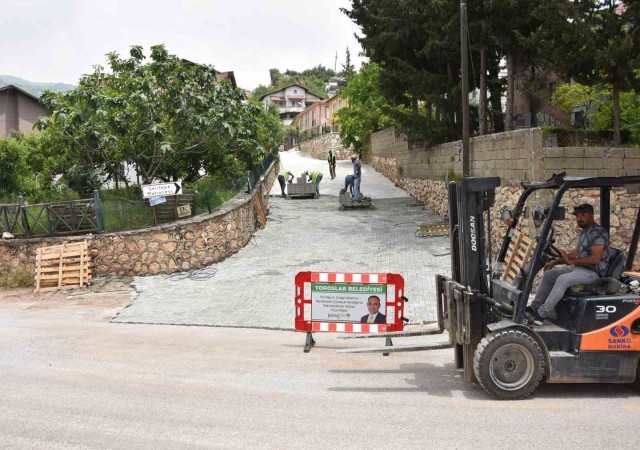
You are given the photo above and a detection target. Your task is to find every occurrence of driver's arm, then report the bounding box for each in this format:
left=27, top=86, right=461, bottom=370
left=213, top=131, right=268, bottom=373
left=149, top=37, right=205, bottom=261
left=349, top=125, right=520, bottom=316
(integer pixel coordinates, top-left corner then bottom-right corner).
left=567, top=245, right=605, bottom=267
left=547, top=248, right=578, bottom=269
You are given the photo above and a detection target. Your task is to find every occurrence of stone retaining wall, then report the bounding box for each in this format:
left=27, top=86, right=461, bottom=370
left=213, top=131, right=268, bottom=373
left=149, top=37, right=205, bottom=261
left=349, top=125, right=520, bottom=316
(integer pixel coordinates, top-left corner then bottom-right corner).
left=0, top=162, right=278, bottom=278
left=370, top=127, right=545, bottom=182
left=295, top=132, right=352, bottom=160
left=368, top=128, right=640, bottom=267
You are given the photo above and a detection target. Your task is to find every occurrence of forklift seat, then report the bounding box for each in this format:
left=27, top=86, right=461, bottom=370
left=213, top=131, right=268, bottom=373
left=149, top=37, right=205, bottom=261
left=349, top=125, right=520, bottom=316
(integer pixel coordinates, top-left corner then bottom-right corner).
left=570, top=248, right=625, bottom=296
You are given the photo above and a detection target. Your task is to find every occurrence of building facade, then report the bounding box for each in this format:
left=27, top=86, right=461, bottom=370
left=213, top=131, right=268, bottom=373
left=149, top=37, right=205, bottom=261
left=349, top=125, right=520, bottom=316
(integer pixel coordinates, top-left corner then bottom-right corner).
left=260, top=84, right=323, bottom=125
left=0, top=85, right=48, bottom=137
left=292, top=100, right=329, bottom=134
left=325, top=94, right=348, bottom=131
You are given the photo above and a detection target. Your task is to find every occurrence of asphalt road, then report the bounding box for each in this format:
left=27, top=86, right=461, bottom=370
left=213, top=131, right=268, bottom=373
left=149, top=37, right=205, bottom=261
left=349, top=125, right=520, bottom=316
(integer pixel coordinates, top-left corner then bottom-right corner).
left=1, top=291, right=638, bottom=450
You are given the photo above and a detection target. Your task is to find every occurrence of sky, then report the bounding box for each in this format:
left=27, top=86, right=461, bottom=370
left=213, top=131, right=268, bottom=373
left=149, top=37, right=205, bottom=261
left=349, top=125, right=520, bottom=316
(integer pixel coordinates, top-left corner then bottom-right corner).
left=0, top=0, right=365, bottom=90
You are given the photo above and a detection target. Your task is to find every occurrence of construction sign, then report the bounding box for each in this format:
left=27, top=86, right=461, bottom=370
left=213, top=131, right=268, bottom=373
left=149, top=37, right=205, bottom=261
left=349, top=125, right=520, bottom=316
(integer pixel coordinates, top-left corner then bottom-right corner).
left=295, top=272, right=405, bottom=350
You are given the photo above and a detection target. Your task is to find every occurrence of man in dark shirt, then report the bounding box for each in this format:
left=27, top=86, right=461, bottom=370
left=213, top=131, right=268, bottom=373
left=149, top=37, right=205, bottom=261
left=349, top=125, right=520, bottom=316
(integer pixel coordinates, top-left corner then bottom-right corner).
left=528, top=203, right=610, bottom=323
left=327, top=150, right=337, bottom=179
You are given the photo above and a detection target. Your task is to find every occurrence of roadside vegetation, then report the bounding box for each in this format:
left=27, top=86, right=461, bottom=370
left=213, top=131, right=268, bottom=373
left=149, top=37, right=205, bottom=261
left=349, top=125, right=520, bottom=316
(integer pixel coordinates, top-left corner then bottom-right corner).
left=339, top=1, right=640, bottom=148
left=0, top=45, right=283, bottom=233
left=0, top=268, right=34, bottom=288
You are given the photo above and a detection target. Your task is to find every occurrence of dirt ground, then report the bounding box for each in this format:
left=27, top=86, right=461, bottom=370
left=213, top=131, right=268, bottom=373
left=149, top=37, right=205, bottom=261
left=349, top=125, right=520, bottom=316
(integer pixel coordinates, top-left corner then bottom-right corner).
left=0, top=277, right=134, bottom=322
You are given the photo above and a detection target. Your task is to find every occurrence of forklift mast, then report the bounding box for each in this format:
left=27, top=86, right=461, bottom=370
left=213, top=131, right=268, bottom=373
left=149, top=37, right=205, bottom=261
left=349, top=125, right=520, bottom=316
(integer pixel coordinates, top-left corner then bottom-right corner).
left=448, top=177, right=500, bottom=379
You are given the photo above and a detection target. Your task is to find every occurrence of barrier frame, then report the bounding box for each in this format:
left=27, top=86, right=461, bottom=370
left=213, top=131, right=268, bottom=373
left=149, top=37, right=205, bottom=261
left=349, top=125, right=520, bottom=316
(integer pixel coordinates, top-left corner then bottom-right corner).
left=295, top=271, right=406, bottom=352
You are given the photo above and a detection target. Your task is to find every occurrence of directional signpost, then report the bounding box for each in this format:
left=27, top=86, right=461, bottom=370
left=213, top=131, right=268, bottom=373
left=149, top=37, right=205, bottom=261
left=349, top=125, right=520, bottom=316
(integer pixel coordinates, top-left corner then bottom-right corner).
left=149, top=196, right=167, bottom=207
left=141, top=182, right=182, bottom=199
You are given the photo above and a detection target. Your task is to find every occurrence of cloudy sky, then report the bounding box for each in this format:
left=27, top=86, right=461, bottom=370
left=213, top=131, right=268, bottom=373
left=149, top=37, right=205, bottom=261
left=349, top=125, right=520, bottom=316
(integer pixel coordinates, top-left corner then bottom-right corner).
left=1, top=0, right=365, bottom=90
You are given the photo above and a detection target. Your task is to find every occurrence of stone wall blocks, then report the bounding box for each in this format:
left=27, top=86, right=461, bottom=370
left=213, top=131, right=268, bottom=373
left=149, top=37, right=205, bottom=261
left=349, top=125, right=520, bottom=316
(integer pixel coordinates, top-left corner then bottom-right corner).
left=162, top=242, right=178, bottom=253
left=544, top=147, right=563, bottom=158
left=584, top=148, right=605, bottom=158
left=622, top=159, right=640, bottom=170
left=625, top=148, right=640, bottom=159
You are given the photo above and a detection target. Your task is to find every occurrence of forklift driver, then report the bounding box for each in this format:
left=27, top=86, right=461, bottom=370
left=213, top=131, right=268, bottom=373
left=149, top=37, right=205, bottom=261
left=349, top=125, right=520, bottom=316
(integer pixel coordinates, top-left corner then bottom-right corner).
left=527, top=203, right=611, bottom=324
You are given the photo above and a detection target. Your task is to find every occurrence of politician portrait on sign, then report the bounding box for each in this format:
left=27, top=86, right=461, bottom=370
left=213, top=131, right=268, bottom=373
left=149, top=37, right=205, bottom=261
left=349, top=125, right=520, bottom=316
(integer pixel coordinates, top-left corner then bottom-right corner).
left=360, top=295, right=386, bottom=324
left=310, top=283, right=387, bottom=323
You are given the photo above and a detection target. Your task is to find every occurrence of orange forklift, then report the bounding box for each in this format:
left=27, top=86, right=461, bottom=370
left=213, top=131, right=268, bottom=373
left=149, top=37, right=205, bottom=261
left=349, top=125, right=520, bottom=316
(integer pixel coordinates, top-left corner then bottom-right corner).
left=343, top=174, right=640, bottom=399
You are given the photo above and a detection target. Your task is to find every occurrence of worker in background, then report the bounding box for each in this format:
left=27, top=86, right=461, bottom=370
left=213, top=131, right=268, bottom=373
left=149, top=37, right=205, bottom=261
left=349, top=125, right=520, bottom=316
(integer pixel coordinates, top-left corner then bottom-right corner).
left=344, top=174, right=354, bottom=196
left=305, top=170, right=323, bottom=196
left=277, top=169, right=294, bottom=197
left=352, top=155, right=362, bottom=202
left=327, top=150, right=337, bottom=179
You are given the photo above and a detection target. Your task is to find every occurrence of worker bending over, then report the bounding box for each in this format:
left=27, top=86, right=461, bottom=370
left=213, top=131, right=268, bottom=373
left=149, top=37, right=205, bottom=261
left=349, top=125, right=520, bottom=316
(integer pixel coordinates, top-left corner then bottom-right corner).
left=305, top=170, right=323, bottom=196
left=277, top=169, right=294, bottom=197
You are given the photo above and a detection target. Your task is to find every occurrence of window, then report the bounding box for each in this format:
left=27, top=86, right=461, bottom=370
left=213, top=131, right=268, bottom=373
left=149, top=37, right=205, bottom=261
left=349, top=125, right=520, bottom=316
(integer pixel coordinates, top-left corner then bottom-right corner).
left=338, top=99, right=343, bottom=109
left=325, top=107, right=329, bottom=119
left=294, top=89, right=297, bottom=94
left=332, top=102, right=336, bottom=113
left=312, top=110, right=317, bottom=127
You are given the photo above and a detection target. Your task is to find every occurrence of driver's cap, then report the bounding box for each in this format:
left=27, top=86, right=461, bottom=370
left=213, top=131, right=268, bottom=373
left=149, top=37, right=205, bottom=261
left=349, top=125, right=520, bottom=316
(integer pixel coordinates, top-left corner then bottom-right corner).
left=573, top=203, right=594, bottom=215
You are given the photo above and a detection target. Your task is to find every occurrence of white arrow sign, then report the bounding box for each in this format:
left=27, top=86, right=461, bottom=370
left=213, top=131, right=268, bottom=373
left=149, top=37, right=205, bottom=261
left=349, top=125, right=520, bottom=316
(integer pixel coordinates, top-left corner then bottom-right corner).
left=141, top=182, right=182, bottom=199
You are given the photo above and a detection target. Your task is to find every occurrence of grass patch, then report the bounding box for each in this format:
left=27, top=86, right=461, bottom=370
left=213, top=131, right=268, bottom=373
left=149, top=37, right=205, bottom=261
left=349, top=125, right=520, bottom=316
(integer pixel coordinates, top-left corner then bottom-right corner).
left=0, top=268, right=34, bottom=288
left=1, top=173, right=248, bottom=234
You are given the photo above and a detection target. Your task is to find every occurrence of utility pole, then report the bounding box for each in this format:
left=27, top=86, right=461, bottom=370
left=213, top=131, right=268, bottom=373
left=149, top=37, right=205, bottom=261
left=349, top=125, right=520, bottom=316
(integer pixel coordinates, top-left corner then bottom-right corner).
left=460, top=0, right=470, bottom=177
left=334, top=51, right=338, bottom=73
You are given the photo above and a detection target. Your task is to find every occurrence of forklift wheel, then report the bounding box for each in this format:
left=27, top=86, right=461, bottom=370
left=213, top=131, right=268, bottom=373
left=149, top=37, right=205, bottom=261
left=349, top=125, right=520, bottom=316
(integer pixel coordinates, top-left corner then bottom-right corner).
left=473, top=329, right=545, bottom=400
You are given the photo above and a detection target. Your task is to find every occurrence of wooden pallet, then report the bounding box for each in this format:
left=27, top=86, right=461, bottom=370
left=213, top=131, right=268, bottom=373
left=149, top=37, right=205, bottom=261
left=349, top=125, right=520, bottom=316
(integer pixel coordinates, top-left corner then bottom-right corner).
left=254, top=182, right=267, bottom=228
left=35, top=242, right=93, bottom=293
left=501, top=231, right=536, bottom=284
left=416, top=222, right=450, bottom=237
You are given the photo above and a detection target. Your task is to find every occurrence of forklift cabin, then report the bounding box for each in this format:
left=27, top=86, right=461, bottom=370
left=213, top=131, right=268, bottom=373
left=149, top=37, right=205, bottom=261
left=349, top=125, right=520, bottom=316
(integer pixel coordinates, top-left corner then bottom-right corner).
left=342, top=174, right=640, bottom=400
left=441, top=174, right=640, bottom=399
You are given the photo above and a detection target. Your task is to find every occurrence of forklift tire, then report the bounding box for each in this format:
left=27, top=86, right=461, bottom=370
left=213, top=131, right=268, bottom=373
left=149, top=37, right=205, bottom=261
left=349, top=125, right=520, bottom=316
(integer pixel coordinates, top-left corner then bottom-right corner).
left=473, top=329, right=545, bottom=400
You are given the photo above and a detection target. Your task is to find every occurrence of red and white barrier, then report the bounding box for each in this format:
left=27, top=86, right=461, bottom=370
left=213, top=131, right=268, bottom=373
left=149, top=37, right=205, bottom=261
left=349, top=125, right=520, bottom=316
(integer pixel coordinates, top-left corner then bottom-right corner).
left=295, top=271, right=405, bottom=334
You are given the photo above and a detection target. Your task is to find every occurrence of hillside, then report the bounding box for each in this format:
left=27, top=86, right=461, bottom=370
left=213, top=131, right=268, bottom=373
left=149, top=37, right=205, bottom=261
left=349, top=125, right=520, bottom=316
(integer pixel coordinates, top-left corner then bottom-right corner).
left=252, top=65, right=339, bottom=100
left=0, top=75, right=74, bottom=98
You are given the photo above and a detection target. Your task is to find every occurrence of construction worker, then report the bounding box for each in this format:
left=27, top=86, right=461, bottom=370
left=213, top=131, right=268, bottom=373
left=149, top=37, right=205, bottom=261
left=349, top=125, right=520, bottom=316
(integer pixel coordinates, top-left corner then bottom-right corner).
left=327, top=150, right=337, bottom=179
left=344, top=174, right=354, bottom=196
left=277, top=169, right=294, bottom=197
left=352, top=155, right=362, bottom=202
left=305, top=170, right=323, bottom=196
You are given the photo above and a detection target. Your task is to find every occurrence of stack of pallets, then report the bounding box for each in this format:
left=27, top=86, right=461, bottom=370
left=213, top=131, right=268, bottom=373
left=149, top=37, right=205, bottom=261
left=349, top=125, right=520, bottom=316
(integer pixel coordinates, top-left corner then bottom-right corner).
left=501, top=231, right=536, bottom=284
left=35, top=242, right=93, bottom=293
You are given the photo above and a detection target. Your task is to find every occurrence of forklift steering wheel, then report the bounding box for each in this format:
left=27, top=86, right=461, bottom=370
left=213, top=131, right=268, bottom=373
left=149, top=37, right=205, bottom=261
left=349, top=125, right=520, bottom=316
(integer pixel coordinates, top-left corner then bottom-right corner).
left=542, top=230, right=563, bottom=259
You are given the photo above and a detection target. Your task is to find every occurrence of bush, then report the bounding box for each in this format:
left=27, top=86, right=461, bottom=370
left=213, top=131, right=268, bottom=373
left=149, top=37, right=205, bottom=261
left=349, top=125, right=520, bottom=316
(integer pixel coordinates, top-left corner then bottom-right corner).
left=0, top=269, right=34, bottom=288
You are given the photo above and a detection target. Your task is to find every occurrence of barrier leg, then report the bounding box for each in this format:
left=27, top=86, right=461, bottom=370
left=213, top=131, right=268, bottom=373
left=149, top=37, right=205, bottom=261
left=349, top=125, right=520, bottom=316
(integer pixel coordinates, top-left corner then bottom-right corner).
left=383, top=337, right=393, bottom=356
left=304, top=332, right=316, bottom=353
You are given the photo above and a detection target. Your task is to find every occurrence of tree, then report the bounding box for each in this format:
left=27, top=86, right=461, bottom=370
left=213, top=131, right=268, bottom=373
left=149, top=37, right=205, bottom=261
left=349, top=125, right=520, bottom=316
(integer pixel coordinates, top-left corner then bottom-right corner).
left=540, top=1, right=640, bottom=146
left=339, top=47, right=355, bottom=88
left=552, top=81, right=640, bottom=145
left=343, top=0, right=465, bottom=146
left=0, top=136, right=29, bottom=197
left=253, top=66, right=336, bottom=99
left=38, top=45, right=263, bottom=188
left=336, top=63, right=392, bottom=155
left=254, top=104, right=285, bottom=151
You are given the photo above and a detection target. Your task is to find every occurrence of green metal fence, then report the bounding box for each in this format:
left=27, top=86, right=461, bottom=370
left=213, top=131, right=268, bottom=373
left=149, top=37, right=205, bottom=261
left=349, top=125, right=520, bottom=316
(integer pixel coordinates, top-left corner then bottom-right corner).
left=0, top=191, right=104, bottom=237
left=246, top=148, right=278, bottom=194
